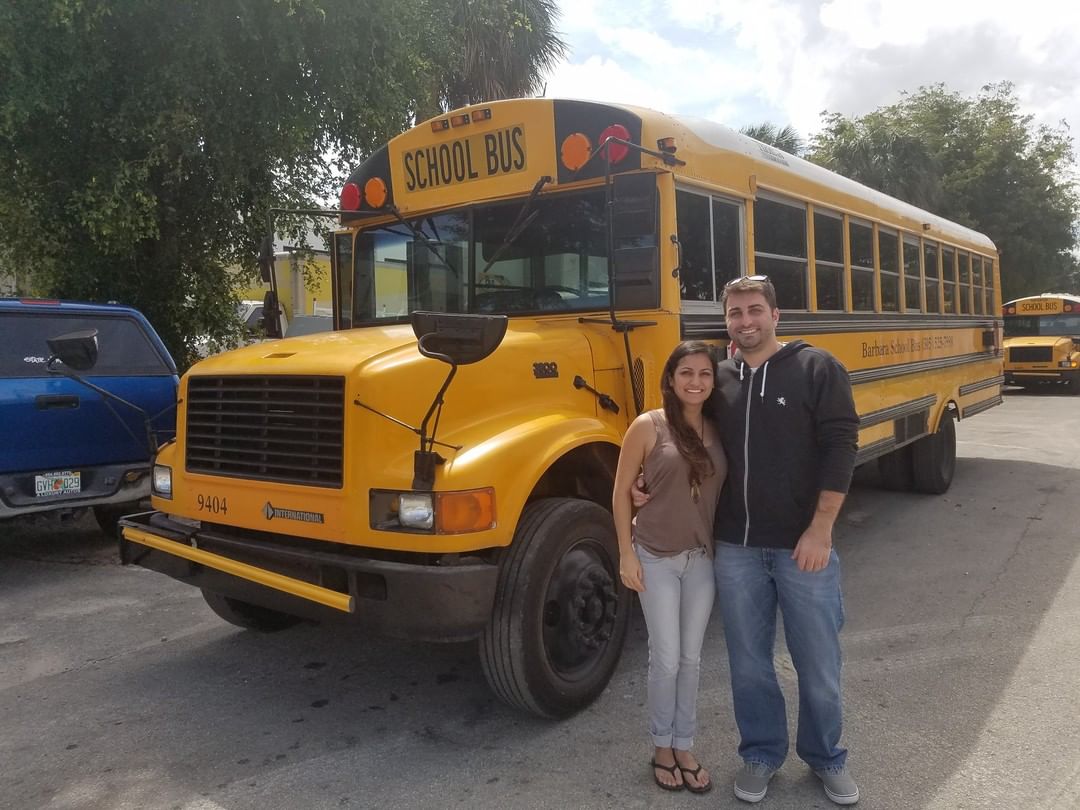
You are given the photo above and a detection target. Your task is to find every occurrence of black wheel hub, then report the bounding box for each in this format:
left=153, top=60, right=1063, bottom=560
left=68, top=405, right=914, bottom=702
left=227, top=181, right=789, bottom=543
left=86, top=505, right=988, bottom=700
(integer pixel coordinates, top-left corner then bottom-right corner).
left=541, top=543, right=619, bottom=677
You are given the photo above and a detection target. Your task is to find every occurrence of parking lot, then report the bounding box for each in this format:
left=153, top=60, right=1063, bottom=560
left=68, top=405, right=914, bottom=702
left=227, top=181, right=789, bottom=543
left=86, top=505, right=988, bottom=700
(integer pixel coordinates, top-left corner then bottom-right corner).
left=2, top=388, right=1079, bottom=810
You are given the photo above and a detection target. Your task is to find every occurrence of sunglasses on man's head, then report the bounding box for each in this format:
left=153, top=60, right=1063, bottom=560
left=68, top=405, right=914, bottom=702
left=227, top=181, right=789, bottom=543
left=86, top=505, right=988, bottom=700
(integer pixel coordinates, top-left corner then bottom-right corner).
left=723, top=274, right=770, bottom=288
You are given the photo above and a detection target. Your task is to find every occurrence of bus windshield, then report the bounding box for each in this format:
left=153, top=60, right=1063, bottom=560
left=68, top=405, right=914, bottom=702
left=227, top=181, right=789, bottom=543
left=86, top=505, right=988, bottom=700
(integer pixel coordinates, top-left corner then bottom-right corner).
left=1004, top=313, right=1080, bottom=337
left=341, top=188, right=612, bottom=323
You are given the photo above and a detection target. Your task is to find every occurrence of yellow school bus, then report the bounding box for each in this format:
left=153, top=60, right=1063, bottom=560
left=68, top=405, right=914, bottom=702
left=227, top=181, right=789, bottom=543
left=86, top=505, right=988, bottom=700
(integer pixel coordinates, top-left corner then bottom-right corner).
left=119, top=99, right=1003, bottom=717
left=1002, top=293, right=1080, bottom=391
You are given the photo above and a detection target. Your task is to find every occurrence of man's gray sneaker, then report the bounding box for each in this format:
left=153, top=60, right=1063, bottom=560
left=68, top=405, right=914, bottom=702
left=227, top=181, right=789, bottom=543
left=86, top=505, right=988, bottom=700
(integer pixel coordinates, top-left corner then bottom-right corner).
left=814, top=766, right=859, bottom=805
left=733, top=761, right=777, bottom=803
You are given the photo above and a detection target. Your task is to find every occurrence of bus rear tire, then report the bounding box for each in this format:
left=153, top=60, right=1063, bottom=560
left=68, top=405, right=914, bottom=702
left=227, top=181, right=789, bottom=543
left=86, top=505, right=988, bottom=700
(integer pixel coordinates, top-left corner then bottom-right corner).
left=911, top=412, right=956, bottom=495
left=479, top=498, right=630, bottom=719
left=201, top=589, right=302, bottom=632
left=877, top=445, right=914, bottom=491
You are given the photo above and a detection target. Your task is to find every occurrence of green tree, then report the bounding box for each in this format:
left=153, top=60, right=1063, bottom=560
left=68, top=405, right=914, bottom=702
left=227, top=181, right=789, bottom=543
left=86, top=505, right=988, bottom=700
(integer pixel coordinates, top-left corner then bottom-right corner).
left=808, top=83, right=1080, bottom=300
left=0, top=0, right=435, bottom=367
left=0, top=0, right=566, bottom=368
left=740, top=122, right=804, bottom=155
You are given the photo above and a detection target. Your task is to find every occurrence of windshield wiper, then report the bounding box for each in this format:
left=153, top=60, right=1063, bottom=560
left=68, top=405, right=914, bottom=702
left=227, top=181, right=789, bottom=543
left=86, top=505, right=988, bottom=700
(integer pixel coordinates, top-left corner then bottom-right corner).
left=387, top=204, right=461, bottom=277
left=477, top=175, right=551, bottom=277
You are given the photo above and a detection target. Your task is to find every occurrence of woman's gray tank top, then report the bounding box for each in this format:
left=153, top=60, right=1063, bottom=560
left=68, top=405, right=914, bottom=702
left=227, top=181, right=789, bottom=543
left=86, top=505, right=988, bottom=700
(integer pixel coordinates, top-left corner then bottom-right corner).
left=633, top=410, right=727, bottom=556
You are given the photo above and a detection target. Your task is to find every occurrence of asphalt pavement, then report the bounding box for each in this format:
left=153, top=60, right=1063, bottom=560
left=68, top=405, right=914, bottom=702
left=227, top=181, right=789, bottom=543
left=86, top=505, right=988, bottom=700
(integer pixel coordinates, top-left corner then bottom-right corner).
left=2, top=387, right=1079, bottom=809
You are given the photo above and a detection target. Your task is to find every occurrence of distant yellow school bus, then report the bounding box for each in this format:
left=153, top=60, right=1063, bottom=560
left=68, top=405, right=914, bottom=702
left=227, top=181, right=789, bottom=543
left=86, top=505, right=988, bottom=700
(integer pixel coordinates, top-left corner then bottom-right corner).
left=1001, top=293, right=1080, bottom=391
left=120, top=98, right=1003, bottom=718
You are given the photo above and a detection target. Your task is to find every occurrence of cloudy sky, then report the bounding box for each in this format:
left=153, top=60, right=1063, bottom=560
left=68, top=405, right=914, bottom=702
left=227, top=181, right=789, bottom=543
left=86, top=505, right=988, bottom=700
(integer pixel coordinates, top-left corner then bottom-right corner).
left=545, top=0, right=1080, bottom=145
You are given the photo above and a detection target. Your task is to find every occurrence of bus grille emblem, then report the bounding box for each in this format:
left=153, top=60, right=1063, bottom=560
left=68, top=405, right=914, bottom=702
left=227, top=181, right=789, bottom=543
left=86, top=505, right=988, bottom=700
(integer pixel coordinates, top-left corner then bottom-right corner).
left=263, top=501, right=325, bottom=524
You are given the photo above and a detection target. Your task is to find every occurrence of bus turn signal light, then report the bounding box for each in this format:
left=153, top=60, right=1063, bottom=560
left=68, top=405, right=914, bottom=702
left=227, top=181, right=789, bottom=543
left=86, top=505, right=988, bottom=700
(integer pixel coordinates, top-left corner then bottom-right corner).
left=364, top=177, right=388, bottom=209
left=435, top=488, right=496, bottom=534
left=560, top=132, right=591, bottom=171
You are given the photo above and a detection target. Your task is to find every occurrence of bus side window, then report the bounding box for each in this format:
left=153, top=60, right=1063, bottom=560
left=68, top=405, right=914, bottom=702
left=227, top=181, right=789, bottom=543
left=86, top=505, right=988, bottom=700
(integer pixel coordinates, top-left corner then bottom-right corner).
left=849, top=220, right=874, bottom=312
left=754, top=195, right=808, bottom=310
left=814, top=209, right=844, bottom=311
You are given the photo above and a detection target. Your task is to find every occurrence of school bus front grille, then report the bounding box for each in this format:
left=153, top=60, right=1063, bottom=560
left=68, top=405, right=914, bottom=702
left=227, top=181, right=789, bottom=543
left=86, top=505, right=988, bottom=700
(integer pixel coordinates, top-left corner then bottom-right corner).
left=185, top=376, right=345, bottom=487
left=1008, top=347, right=1053, bottom=363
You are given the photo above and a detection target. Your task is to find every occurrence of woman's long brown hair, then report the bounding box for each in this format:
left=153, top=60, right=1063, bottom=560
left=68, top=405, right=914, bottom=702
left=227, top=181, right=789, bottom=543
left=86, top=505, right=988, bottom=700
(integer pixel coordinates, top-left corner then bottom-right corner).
left=660, top=341, right=719, bottom=490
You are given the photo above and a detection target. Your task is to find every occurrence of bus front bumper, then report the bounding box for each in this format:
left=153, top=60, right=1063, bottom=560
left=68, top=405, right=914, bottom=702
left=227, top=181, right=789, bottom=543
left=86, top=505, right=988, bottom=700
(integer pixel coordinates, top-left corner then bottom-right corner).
left=119, top=511, right=499, bottom=642
left=1005, top=370, right=1074, bottom=384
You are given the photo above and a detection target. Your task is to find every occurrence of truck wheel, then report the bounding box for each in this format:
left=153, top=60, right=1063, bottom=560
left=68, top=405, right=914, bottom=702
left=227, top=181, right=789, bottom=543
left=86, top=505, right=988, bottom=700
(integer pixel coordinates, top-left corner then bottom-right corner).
left=93, top=502, right=140, bottom=539
left=201, top=589, right=301, bottom=632
left=479, top=498, right=630, bottom=719
left=911, top=411, right=956, bottom=494
left=877, top=444, right=914, bottom=491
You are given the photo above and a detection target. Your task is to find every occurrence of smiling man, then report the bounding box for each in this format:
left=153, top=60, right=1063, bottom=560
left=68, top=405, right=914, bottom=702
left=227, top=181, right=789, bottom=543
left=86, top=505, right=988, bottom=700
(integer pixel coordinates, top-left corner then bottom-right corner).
left=711, top=275, right=861, bottom=805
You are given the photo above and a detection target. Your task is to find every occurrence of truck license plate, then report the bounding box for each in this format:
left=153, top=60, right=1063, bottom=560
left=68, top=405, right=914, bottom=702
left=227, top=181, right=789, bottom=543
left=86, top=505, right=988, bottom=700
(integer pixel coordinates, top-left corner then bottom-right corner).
left=34, top=471, right=81, bottom=497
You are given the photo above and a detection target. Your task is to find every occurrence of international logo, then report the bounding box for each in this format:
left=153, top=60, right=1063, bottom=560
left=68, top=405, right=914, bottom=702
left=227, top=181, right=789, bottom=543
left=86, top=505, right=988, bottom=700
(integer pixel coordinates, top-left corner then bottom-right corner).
left=263, top=501, right=325, bottom=524
left=776, top=396, right=787, bottom=407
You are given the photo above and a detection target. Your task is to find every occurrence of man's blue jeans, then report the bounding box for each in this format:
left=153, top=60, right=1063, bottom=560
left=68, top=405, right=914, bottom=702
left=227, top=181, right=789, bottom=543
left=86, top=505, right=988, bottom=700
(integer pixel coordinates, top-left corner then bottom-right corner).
left=714, top=541, right=846, bottom=771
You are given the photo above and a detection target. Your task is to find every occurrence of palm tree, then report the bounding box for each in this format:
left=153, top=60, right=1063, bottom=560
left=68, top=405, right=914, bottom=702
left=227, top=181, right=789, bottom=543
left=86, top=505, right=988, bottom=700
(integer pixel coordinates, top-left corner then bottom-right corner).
left=416, top=0, right=568, bottom=121
left=740, top=122, right=804, bottom=155
left=808, top=117, right=943, bottom=211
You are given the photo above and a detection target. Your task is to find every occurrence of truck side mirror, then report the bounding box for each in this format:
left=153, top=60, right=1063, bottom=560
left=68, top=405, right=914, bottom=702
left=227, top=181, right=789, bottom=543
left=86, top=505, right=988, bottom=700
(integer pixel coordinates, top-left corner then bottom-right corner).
left=262, top=290, right=283, bottom=339
left=46, top=329, right=100, bottom=371
left=258, top=235, right=275, bottom=284
left=611, top=172, right=659, bottom=310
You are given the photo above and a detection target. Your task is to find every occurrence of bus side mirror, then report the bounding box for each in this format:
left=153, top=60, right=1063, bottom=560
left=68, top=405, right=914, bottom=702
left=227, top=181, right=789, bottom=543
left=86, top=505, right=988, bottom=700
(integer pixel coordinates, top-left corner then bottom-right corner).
left=411, top=311, right=508, bottom=366
left=258, top=235, right=275, bottom=283
left=46, top=329, right=100, bottom=371
left=611, top=172, right=659, bottom=310
left=262, top=290, right=283, bottom=339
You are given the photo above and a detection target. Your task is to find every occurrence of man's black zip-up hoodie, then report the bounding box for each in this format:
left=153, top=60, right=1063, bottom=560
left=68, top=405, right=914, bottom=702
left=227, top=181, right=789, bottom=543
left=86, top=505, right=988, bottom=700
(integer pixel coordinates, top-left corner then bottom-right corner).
left=710, top=340, right=859, bottom=550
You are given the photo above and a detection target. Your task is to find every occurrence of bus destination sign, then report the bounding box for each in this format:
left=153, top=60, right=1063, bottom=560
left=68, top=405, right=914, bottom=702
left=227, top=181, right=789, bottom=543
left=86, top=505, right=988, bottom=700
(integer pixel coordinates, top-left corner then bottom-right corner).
left=402, top=125, right=527, bottom=192
left=1016, top=299, right=1062, bottom=315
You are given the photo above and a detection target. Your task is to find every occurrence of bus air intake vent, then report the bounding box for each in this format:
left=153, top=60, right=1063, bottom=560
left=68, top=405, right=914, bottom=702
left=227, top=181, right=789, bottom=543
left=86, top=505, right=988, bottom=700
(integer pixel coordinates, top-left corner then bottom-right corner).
left=1008, top=347, right=1052, bottom=363
left=185, top=376, right=345, bottom=487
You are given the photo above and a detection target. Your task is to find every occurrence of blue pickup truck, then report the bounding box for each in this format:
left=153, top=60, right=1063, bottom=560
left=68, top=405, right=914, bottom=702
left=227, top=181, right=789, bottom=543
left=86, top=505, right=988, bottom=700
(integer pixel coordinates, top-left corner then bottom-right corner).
left=0, top=299, right=178, bottom=535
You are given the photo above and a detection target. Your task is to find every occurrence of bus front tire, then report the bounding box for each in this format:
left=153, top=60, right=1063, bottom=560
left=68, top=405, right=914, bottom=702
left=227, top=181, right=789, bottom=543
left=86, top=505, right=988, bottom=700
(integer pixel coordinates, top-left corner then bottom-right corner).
left=201, top=589, right=302, bottom=632
left=479, top=498, right=630, bottom=719
left=877, top=445, right=914, bottom=491
left=911, top=412, right=956, bottom=495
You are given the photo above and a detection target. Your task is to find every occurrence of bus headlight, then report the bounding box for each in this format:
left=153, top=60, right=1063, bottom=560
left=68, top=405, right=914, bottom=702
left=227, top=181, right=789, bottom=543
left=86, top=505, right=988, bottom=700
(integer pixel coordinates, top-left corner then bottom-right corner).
left=398, top=493, right=434, bottom=530
left=152, top=464, right=172, bottom=498
left=1059, top=359, right=1079, bottom=368
left=370, top=488, right=496, bottom=534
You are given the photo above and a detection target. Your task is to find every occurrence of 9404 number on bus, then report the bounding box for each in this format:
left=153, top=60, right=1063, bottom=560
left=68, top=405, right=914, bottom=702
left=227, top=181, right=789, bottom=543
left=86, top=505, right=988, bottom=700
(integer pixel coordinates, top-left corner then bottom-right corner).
left=196, top=494, right=228, bottom=515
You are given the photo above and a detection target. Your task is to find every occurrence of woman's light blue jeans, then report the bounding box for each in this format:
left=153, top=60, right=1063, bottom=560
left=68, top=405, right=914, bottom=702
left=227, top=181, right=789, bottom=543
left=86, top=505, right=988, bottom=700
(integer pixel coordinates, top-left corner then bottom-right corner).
left=713, top=541, right=847, bottom=771
left=636, top=544, right=715, bottom=750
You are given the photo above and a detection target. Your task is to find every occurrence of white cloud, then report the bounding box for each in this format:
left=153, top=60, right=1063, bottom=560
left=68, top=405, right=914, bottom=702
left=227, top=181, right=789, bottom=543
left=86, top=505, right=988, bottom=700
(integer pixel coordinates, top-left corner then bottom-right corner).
left=551, top=0, right=1080, bottom=142
left=544, top=56, right=677, bottom=113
